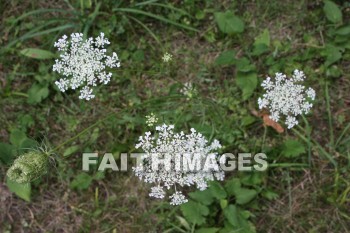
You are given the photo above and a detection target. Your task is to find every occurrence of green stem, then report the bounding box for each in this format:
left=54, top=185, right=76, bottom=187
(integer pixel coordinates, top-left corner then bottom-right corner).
left=325, top=83, right=334, bottom=148
left=50, top=110, right=118, bottom=153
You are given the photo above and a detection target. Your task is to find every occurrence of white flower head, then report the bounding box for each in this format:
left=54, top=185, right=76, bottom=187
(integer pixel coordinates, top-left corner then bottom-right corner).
left=258, top=69, right=316, bottom=129
left=180, top=82, right=197, bottom=99
left=133, top=124, right=224, bottom=205
left=53, top=32, right=121, bottom=100
left=162, top=52, right=173, bottom=62
left=145, top=113, right=158, bottom=127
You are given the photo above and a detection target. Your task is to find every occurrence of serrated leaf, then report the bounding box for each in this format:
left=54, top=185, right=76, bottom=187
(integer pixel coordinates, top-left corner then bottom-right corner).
left=282, top=139, right=306, bottom=158
left=215, top=50, right=236, bottom=66
left=27, top=83, right=49, bottom=104
left=225, top=178, right=241, bottom=196
left=70, top=173, right=93, bottom=190
left=209, top=182, right=227, bottom=199
left=189, top=189, right=214, bottom=205
left=214, top=11, right=244, bottom=34
left=236, top=71, right=258, bottom=100
left=20, top=48, right=55, bottom=59
left=323, top=0, right=342, bottom=23
left=254, top=29, right=270, bottom=47
left=6, top=179, right=31, bottom=202
left=223, top=205, right=255, bottom=232
left=180, top=200, right=209, bottom=225
left=234, top=188, right=257, bottom=205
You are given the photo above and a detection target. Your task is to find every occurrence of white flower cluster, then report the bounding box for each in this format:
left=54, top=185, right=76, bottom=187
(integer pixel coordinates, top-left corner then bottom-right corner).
left=145, top=113, right=158, bottom=127
left=53, top=32, right=120, bottom=100
left=162, top=52, right=173, bottom=62
left=133, top=124, right=224, bottom=205
left=180, top=82, right=197, bottom=99
left=258, top=70, right=316, bottom=129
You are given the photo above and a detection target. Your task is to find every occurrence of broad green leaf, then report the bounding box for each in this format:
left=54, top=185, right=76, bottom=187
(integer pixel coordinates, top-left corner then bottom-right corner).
left=189, top=189, right=214, bottom=205
left=70, top=173, right=93, bottom=190
left=235, top=57, right=255, bottom=72
left=10, top=129, right=27, bottom=147
left=323, top=0, right=342, bottom=23
left=20, top=48, right=55, bottom=59
left=27, top=83, right=49, bottom=104
left=254, top=29, right=270, bottom=47
left=6, top=179, right=31, bottom=202
left=335, top=25, right=350, bottom=35
left=324, top=45, right=342, bottom=67
left=236, top=72, right=258, bottom=100
left=214, top=11, right=244, bottom=34
left=225, top=178, right=241, bottom=196
left=223, top=205, right=255, bottom=233
left=0, top=143, right=15, bottom=165
left=234, top=188, right=257, bottom=205
left=281, top=139, right=306, bottom=158
left=215, top=50, right=236, bottom=66
left=209, top=181, right=227, bottom=199
left=180, top=200, right=209, bottom=225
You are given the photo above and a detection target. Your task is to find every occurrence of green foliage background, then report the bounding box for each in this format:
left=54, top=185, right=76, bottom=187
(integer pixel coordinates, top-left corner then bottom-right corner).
left=0, top=0, right=349, bottom=232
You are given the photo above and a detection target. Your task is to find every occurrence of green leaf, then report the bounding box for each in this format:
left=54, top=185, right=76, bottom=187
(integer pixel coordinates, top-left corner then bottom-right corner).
left=196, top=228, right=220, bottom=233
left=214, top=11, right=244, bottom=34
left=6, top=179, right=31, bottom=202
left=63, top=145, right=80, bottom=157
left=335, top=25, right=350, bottom=35
left=0, top=143, right=15, bottom=165
left=324, top=45, right=342, bottom=67
left=20, top=48, right=55, bottom=59
left=189, top=189, right=214, bottom=205
left=27, top=83, right=49, bottom=104
left=180, top=200, right=209, bottom=225
left=236, top=72, right=258, bottom=100
left=234, top=188, right=257, bottom=205
left=282, top=140, right=306, bottom=158
left=323, top=0, right=342, bottom=23
left=223, top=205, right=255, bottom=233
left=215, top=50, right=236, bottom=66
left=254, top=29, right=270, bottom=47
left=225, top=178, right=241, bottom=196
left=10, top=129, right=27, bottom=147
left=70, top=173, right=93, bottom=190
left=209, top=181, right=227, bottom=199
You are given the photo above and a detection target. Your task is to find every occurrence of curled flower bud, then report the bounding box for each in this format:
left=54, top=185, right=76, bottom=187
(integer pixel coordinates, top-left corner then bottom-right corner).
left=7, top=152, right=49, bottom=183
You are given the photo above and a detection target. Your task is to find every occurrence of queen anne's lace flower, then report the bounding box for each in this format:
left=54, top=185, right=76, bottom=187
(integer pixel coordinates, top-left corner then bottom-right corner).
left=53, top=32, right=120, bottom=100
left=145, top=113, right=158, bottom=127
left=258, top=70, right=316, bottom=129
left=162, top=52, right=173, bottom=62
left=133, top=124, right=224, bottom=205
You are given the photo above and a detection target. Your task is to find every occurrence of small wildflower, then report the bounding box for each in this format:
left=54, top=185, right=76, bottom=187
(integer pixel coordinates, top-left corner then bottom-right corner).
left=133, top=124, right=224, bottom=205
left=169, top=191, right=188, bottom=205
left=145, top=113, right=158, bottom=127
left=53, top=32, right=120, bottom=100
left=258, top=70, right=316, bottom=129
left=7, top=152, right=49, bottom=183
left=180, top=82, right=197, bottom=99
left=162, top=52, right=173, bottom=62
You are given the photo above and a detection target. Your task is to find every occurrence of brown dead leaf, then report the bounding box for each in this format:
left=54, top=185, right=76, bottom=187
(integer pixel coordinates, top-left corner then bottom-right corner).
left=263, top=114, right=284, bottom=133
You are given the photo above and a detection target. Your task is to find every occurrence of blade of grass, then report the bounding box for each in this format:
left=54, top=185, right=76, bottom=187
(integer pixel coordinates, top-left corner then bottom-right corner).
left=127, top=15, right=161, bottom=44
left=113, top=8, right=199, bottom=32
left=325, top=83, right=334, bottom=148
